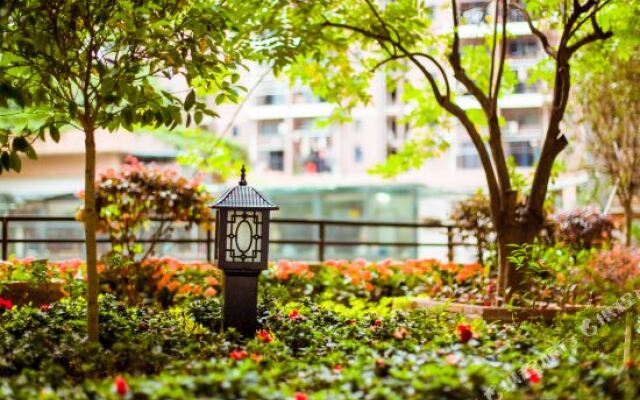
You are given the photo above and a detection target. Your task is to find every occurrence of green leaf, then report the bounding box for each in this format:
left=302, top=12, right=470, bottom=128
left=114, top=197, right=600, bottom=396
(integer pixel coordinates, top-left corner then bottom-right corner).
left=0, top=152, right=10, bottom=170
left=50, top=126, right=60, bottom=142
left=12, top=136, right=28, bottom=152
left=9, top=151, right=21, bottom=172
left=194, top=111, right=203, bottom=125
left=184, top=90, right=196, bottom=111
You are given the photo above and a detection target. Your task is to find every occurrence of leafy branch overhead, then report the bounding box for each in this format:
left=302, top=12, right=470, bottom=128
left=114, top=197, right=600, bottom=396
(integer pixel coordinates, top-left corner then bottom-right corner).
left=0, top=0, right=255, bottom=173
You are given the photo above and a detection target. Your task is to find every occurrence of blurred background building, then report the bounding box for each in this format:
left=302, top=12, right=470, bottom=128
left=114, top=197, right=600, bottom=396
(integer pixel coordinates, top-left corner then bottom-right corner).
left=0, top=0, right=592, bottom=261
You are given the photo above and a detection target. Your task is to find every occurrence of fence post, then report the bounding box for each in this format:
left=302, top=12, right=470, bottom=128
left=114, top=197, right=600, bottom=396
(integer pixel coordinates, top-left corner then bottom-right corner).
left=318, top=221, right=325, bottom=262
left=446, top=226, right=454, bottom=262
left=1, top=217, right=7, bottom=261
left=206, top=228, right=212, bottom=263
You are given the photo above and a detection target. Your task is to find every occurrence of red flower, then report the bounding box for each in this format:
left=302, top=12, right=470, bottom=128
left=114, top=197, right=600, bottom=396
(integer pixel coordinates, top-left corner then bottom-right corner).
left=372, top=319, right=382, bottom=327
left=524, top=367, right=541, bottom=384
left=456, top=323, right=472, bottom=343
left=289, top=309, right=302, bottom=321
left=257, top=330, right=273, bottom=343
left=229, top=349, right=248, bottom=360
left=346, top=319, right=356, bottom=325
left=294, top=392, right=308, bottom=400
left=332, top=364, right=343, bottom=373
left=40, top=304, right=51, bottom=312
left=0, top=298, right=13, bottom=311
left=114, top=375, right=129, bottom=396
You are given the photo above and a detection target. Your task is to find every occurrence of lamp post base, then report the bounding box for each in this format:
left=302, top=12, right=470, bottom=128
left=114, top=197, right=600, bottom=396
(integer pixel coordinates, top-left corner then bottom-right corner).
left=222, top=270, right=261, bottom=337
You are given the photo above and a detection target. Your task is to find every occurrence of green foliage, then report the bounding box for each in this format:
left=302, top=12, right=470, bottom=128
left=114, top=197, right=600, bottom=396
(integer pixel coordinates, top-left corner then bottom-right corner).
left=0, top=277, right=638, bottom=398
left=79, top=157, right=213, bottom=263
left=0, top=0, right=254, bottom=169
left=155, top=127, right=247, bottom=180
left=508, top=241, right=597, bottom=306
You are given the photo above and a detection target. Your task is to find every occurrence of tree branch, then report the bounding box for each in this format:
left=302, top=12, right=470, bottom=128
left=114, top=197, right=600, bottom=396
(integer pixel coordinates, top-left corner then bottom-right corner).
left=509, top=1, right=557, bottom=58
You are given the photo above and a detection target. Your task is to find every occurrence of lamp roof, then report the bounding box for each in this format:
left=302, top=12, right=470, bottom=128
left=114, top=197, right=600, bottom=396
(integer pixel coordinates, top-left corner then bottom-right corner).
left=211, top=166, right=279, bottom=210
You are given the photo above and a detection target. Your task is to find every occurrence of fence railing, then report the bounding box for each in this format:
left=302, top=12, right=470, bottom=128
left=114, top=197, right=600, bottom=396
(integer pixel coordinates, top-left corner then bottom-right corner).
left=0, top=215, right=479, bottom=263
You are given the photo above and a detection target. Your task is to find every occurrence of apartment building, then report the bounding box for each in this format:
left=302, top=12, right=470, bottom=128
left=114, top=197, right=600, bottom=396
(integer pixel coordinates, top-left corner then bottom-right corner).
left=211, top=0, right=582, bottom=208
left=0, top=1, right=587, bottom=260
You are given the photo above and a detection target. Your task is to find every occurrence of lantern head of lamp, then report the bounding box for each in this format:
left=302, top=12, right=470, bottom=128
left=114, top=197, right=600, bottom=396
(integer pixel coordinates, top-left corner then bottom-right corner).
left=211, top=165, right=278, bottom=336
left=212, top=165, right=278, bottom=272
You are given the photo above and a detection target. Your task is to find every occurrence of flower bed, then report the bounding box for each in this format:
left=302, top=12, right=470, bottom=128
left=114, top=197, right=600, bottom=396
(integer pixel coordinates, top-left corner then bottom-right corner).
left=0, top=288, right=637, bottom=399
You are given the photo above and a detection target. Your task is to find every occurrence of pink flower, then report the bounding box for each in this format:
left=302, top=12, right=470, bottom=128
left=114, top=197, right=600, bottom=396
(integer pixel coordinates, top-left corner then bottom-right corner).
left=230, top=349, right=248, bottom=360
left=524, top=367, right=541, bottom=384
left=289, top=309, right=302, bottom=321
left=0, top=298, right=13, bottom=311
left=332, top=364, right=343, bottom=373
left=257, top=330, right=273, bottom=343
left=114, top=375, right=129, bottom=396
left=294, top=393, right=308, bottom=400
left=456, top=323, right=472, bottom=343
left=40, top=304, right=51, bottom=312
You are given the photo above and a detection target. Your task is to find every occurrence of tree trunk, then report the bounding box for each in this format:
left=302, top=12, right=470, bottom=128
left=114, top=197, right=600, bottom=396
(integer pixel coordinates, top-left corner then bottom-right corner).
left=623, top=200, right=634, bottom=246
left=496, top=217, right=541, bottom=303
left=84, top=128, right=99, bottom=342
left=624, top=309, right=635, bottom=368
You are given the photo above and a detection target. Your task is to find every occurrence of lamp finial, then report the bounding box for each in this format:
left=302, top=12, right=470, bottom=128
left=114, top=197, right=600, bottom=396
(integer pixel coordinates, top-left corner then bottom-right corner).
left=239, top=165, right=247, bottom=186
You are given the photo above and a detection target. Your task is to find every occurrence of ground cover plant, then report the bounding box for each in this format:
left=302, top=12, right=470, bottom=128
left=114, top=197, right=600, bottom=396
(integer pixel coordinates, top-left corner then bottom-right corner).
left=0, top=254, right=639, bottom=399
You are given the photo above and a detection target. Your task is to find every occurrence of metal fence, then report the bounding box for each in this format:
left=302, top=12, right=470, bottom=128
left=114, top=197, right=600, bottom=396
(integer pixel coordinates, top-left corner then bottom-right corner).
left=1, top=215, right=479, bottom=263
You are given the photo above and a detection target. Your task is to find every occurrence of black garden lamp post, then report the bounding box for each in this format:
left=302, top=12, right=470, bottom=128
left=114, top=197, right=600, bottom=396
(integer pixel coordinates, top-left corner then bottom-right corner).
left=211, top=165, right=278, bottom=337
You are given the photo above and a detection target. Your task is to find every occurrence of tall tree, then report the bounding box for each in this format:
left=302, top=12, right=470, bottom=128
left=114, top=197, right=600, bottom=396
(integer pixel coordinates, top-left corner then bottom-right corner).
left=579, top=56, right=640, bottom=245
left=574, top=1, right=640, bottom=246
left=0, top=0, right=249, bottom=341
left=255, top=0, right=620, bottom=299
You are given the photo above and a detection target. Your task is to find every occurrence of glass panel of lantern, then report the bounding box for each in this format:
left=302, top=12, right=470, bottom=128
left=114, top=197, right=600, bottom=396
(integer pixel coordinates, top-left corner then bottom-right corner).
left=224, top=210, right=263, bottom=263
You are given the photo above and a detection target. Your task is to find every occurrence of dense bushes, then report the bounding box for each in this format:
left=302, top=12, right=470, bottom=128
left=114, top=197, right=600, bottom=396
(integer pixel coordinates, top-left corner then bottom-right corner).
left=0, top=288, right=638, bottom=399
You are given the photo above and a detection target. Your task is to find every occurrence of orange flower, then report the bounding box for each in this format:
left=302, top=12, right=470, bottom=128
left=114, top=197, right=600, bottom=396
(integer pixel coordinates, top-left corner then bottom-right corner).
left=167, top=280, right=181, bottom=292
left=257, top=330, right=273, bottom=343
left=204, top=287, right=218, bottom=297
left=178, top=283, right=192, bottom=294
left=206, top=276, right=219, bottom=286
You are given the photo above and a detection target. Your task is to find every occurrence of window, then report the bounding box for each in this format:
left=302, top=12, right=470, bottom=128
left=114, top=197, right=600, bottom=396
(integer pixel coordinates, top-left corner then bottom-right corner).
left=268, top=151, right=284, bottom=171
left=508, top=141, right=537, bottom=167
left=457, top=142, right=481, bottom=169
left=354, top=146, right=363, bottom=163
left=256, top=94, right=285, bottom=106
left=509, top=39, right=538, bottom=58
left=460, top=2, right=489, bottom=24
left=293, top=118, right=316, bottom=131
left=258, top=120, right=282, bottom=135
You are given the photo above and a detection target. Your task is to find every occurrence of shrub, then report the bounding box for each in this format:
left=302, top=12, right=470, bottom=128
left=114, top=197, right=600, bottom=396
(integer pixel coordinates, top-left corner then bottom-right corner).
left=449, top=191, right=494, bottom=261
left=585, top=245, right=640, bottom=296
left=77, top=156, right=213, bottom=304
left=551, top=207, right=614, bottom=248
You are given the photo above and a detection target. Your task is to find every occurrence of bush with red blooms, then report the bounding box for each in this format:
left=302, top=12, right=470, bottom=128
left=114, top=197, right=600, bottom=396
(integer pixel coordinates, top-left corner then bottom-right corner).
left=268, top=258, right=493, bottom=304
left=551, top=207, right=614, bottom=248
left=0, top=290, right=634, bottom=399
left=77, top=156, right=213, bottom=304
left=585, top=245, right=640, bottom=295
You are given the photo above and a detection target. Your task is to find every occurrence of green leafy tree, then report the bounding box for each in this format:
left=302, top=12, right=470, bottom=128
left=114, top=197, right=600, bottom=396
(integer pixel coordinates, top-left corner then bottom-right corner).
left=155, top=127, right=248, bottom=182
left=574, top=5, right=640, bottom=246
left=0, top=0, right=249, bottom=341
left=251, top=0, right=620, bottom=298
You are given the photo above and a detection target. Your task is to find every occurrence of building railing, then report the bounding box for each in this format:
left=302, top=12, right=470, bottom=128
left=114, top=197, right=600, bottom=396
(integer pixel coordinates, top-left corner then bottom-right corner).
left=0, top=215, right=479, bottom=263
